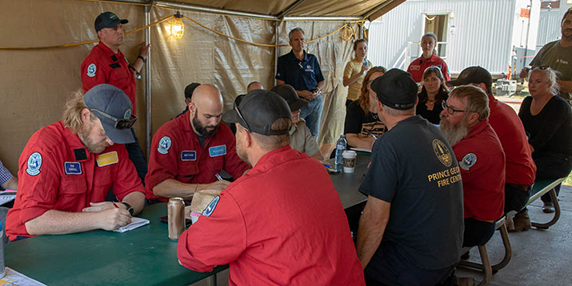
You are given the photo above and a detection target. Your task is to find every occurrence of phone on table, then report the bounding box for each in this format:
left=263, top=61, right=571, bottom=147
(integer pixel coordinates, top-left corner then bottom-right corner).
left=159, top=215, right=192, bottom=227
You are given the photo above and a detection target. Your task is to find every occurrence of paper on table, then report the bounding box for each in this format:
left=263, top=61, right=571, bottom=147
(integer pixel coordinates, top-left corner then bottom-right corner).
left=1, top=267, right=47, bottom=285
left=0, top=190, right=16, bottom=206
left=113, top=217, right=150, bottom=233
left=350, top=147, right=372, bottom=153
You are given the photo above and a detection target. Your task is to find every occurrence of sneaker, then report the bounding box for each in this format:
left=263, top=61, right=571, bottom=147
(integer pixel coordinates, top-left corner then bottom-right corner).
left=512, top=210, right=532, bottom=231
left=543, top=201, right=555, bottom=213
left=457, top=277, right=475, bottom=286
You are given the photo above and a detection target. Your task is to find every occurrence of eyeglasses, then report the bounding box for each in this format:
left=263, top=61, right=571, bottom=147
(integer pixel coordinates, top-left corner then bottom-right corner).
left=441, top=101, right=465, bottom=115
left=234, top=105, right=252, bottom=132
left=90, top=109, right=137, bottom=129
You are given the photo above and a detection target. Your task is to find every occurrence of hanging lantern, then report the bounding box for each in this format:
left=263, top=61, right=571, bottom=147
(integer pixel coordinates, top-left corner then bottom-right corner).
left=171, top=11, right=184, bottom=39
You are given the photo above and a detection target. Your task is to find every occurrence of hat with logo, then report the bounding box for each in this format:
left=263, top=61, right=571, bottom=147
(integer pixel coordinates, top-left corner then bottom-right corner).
left=446, top=66, right=492, bottom=88
left=95, top=12, right=128, bottom=32
left=84, top=84, right=136, bottom=144
left=270, top=84, right=309, bottom=112
left=371, top=68, right=418, bottom=110
left=223, top=89, right=292, bottom=135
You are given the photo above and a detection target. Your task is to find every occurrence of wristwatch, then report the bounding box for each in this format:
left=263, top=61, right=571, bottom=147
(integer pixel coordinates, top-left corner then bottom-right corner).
left=122, top=202, right=134, bottom=216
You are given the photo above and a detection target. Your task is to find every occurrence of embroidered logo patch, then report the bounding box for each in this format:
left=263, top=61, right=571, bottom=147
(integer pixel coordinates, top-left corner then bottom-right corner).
left=410, top=65, right=421, bottom=71
left=123, top=109, right=132, bottom=120
left=459, top=153, right=478, bottom=171
left=26, top=152, right=42, bottom=176
left=202, top=196, right=220, bottom=217
left=208, top=145, right=227, bottom=157
left=64, top=162, right=82, bottom=175
left=96, top=151, right=119, bottom=167
left=87, top=63, right=97, bottom=77
left=158, top=136, right=172, bottom=155
left=432, top=139, right=453, bottom=167
left=181, top=150, right=196, bottom=161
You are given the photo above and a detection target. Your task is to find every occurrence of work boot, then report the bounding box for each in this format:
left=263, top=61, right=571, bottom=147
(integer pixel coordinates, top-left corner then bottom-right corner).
left=543, top=201, right=555, bottom=213
left=505, top=215, right=515, bottom=232
left=457, top=277, right=475, bottom=286
left=512, top=210, right=532, bottom=232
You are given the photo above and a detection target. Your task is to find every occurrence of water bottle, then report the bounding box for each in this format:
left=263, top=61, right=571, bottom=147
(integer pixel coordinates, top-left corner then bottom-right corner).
left=335, top=135, right=347, bottom=172
left=363, top=57, right=368, bottom=67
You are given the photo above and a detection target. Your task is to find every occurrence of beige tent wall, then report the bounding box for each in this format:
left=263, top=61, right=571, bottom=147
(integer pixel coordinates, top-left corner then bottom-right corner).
left=0, top=0, right=147, bottom=174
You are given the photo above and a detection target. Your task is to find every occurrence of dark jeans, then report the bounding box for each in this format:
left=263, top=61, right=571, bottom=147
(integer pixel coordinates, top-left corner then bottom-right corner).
left=365, top=242, right=456, bottom=286
left=462, top=218, right=495, bottom=247
left=126, top=128, right=148, bottom=185
left=533, top=151, right=572, bottom=203
left=504, top=184, right=531, bottom=213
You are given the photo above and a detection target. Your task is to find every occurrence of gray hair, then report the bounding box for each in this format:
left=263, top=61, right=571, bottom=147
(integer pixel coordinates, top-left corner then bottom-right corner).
left=289, top=28, right=305, bottom=40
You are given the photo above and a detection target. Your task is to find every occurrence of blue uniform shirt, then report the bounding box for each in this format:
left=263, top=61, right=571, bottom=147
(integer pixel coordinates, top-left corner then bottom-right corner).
left=276, top=50, right=325, bottom=91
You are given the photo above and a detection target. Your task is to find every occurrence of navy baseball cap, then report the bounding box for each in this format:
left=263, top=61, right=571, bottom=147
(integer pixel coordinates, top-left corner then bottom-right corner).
left=84, top=84, right=136, bottom=144
left=371, top=69, right=418, bottom=110
left=95, top=12, right=128, bottom=32
left=223, top=89, right=292, bottom=135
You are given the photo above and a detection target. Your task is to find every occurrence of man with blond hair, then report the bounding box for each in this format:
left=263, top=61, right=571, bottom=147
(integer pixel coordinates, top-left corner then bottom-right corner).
left=6, top=84, right=145, bottom=241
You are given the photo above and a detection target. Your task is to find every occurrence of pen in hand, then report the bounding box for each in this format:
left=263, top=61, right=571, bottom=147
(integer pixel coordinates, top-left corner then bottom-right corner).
left=369, top=133, right=377, bottom=140
left=215, top=173, right=223, bottom=181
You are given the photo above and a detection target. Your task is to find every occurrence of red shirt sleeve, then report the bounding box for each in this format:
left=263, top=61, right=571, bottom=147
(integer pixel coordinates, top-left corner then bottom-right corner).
left=145, top=127, right=180, bottom=198
left=111, top=145, right=145, bottom=201
left=81, top=50, right=109, bottom=93
left=177, top=191, right=246, bottom=272
left=441, top=59, right=451, bottom=81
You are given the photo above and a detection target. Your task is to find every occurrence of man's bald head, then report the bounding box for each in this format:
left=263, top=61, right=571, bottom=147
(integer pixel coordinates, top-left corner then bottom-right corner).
left=247, top=81, right=264, bottom=92
left=189, top=84, right=224, bottom=137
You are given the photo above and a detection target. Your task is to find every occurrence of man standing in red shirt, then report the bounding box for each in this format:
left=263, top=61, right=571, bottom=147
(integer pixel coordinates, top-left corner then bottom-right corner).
left=145, top=84, right=249, bottom=201
left=441, top=86, right=505, bottom=251
left=81, top=11, right=149, bottom=183
left=177, top=90, right=364, bottom=285
left=448, top=66, right=536, bottom=231
left=5, top=84, right=146, bottom=241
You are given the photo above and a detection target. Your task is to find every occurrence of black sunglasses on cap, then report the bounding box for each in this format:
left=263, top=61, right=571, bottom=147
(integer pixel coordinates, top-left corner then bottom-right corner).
left=90, top=109, right=137, bottom=130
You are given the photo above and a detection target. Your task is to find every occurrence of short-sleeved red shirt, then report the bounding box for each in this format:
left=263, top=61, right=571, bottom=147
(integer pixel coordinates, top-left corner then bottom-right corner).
left=81, top=42, right=137, bottom=115
left=407, top=54, right=450, bottom=83
left=145, top=111, right=250, bottom=201
left=6, top=122, right=144, bottom=240
left=453, top=120, right=505, bottom=221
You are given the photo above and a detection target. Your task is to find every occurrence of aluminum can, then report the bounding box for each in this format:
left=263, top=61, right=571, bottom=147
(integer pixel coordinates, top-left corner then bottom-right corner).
left=168, top=197, right=185, bottom=240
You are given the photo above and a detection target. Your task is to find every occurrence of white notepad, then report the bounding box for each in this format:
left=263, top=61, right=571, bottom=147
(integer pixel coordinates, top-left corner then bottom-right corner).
left=0, top=190, right=16, bottom=206
left=113, top=217, right=150, bottom=233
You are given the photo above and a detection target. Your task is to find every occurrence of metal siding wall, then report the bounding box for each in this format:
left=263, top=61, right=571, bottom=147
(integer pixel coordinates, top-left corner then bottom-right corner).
left=536, top=10, right=562, bottom=49
left=369, top=0, right=515, bottom=74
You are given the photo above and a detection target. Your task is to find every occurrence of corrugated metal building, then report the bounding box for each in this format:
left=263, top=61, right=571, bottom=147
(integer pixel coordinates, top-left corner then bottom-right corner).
left=368, top=0, right=543, bottom=75
left=536, top=0, right=572, bottom=49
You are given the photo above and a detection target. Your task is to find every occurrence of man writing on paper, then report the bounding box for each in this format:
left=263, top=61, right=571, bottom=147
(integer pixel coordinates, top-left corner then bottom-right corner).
left=6, top=84, right=145, bottom=241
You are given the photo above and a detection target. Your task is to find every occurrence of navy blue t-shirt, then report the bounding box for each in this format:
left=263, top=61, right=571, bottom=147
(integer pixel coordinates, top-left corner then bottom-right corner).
left=359, top=115, right=464, bottom=271
left=276, top=50, right=325, bottom=91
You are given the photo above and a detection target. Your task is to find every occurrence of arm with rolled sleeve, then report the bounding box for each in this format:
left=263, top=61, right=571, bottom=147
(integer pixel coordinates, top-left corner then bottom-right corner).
left=177, top=192, right=246, bottom=272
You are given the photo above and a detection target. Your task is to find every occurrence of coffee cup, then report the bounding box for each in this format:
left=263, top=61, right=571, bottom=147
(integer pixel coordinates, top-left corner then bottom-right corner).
left=342, top=150, right=357, bottom=173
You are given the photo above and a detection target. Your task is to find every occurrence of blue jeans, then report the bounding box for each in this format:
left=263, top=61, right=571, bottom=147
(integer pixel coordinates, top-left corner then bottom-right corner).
left=300, top=93, right=323, bottom=139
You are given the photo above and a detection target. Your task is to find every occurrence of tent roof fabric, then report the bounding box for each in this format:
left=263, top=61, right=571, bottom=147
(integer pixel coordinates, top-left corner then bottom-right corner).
left=153, top=0, right=401, bottom=20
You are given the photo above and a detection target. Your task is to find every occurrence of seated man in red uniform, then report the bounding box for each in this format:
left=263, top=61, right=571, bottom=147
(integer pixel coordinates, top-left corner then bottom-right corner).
left=145, top=84, right=250, bottom=201
left=6, top=84, right=146, bottom=241
left=177, top=90, right=365, bottom=285
left=448, top=66, right=536, bottom=232
left=440, top=85, right=505, bottom=250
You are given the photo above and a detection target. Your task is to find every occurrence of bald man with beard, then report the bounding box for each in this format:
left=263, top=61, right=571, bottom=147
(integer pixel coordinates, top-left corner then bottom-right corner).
left=145, top=84, right=250, bottom=201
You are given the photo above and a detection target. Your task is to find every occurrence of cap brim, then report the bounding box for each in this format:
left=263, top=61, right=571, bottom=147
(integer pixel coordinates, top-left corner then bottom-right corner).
left=100, top=123, right=135, bottom=145
left=289, top=98, right=309, bottom=111
left=120, top=19, right=129, bottom=24
left=446, top=79, right=465, bottom=87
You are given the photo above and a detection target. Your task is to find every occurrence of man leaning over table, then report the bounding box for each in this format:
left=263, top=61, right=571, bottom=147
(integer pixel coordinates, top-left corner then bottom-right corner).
left=5, top=84, right=145, bottom=241
left=357, top=69, right=463, bottom=286
left=177, top=90, right=365, bottom=285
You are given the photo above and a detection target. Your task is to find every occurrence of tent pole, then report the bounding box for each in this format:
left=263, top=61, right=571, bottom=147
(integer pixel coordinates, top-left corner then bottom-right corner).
left=274, top=21, right=281, bottom=86
left=145, top=4, right=152, bottom=157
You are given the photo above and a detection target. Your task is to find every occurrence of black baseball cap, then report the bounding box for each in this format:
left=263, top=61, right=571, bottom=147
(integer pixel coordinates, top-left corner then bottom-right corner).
left=223, top=89, right=292, bottom=135
left=184, top=83, right=201, bottom=99
left=371, top=69, right=418, bottom=110
left=270, top=84, right=309, bottom=112
left=95, top=12, right=128, bottom=32
left=446, top=66, right=492, bottom=88
left=84, top=84, right=136, bottom=144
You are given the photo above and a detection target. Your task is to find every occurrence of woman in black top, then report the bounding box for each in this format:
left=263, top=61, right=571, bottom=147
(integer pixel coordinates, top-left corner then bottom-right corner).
left=344, top=66, right=387, bottom=150
left=416, top=66, right=448, bottom=124
left=518, top=67, right=572, bottom=213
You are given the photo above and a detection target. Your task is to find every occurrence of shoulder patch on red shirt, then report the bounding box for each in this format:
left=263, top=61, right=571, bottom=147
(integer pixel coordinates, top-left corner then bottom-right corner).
left=158, top=136, right=172, bottom=155
left=26, top=152, right=42, bottom=176
left=459, top=153, right=478, bottom=171
left=87, top=63, right=96, bottom=77
left=202, top=196, right=220, bottom=217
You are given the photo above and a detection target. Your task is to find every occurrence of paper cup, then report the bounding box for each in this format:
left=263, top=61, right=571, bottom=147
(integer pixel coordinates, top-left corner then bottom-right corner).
left=343, top=150, right=357, bottom=173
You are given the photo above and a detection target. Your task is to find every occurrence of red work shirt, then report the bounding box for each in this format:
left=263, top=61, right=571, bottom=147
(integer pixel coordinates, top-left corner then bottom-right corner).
left=145, top=111, right=250, bottom=201
left=487, top=94, right=536, bottom=185
left=177, top=147, right=365, bottom=286
left=453, top=120, right=505, bottom=221
left=81, top=42, right=137, bottom=115
left=407, top=54, right=451, bottom=83
left=6, top=121, right=144, bottom=240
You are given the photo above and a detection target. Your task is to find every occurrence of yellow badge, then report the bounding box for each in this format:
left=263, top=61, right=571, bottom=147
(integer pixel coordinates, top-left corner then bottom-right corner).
left=96, top=151, right=119, bottom=167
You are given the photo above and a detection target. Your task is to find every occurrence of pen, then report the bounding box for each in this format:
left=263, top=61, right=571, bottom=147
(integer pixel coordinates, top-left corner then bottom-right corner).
left=369, top=133, right=377, bottom=140
left=215, top=173, right=223, bottom=181
left=323, top=163, right=331, bottom=168
left=112, top=202, right=119, bottom=208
